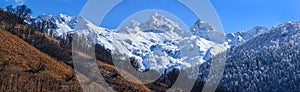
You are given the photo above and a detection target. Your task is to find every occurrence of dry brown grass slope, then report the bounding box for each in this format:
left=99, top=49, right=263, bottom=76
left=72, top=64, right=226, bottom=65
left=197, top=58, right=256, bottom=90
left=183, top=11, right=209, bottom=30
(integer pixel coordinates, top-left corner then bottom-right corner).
left=0, top=9, right=157, bottom=91
left=5, top=22, right=157, bottom=91
left=0, top=29, right=74, bottom=78
left=0, top=29, right=84, bottom=92
left=0, top=27, right=153, bottom=91
left=72, top=50, right=151, bottom=92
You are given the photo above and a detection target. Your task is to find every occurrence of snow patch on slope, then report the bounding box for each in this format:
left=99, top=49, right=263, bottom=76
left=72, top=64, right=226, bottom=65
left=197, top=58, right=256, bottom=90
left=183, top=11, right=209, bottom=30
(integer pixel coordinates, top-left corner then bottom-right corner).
left=30, top=13, right=228, bottom=73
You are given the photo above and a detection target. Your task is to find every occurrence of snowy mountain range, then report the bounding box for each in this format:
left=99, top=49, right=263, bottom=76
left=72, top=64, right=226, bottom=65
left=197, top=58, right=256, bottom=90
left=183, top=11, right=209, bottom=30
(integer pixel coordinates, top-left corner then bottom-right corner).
left=226, top=26, right=268, bottom=46
left=26, top=13, right=300, bottom=91
left=26, top=14, right=77, bottom=38
left=198, top=21, right=300, bottom=91
left=26, top=13, right=271, bottom=72
left=28, top=13, right=218, bottom=72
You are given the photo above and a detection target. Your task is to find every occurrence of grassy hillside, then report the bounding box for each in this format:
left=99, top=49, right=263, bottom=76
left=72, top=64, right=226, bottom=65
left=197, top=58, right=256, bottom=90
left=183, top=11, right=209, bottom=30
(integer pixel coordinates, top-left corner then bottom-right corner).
left=0, top=27, right=155, bottom=91
left=0, top=29, right=84, bottom=91
left=0, top=8, right=181, bottom=91
left=0, top=22, right=156, bottom=91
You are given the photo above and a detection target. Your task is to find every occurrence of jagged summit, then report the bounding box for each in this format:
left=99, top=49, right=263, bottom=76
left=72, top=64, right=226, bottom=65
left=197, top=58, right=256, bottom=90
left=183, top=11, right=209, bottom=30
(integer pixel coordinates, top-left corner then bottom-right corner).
left=190, top=19, right=226, bottom=43
left=27, top=13, right=229, bottom=73
left=226, top=26, right=268, bottom=46
left=117, top=20, right=141, bottom=33
left=140, top=12, right=181, bottom=32
left=75, top=16, right=107, bottom=31
left=33, top=13, right=300, bottom=75
left=148, top=12, right=174, bottom=24
left=190, top=19, right=216, bottom=32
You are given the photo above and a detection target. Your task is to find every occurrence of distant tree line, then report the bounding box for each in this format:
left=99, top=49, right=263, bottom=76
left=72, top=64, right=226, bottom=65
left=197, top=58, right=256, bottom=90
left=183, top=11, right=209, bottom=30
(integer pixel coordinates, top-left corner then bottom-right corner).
left=0, top=5, right=58, bottom=38
left=5, top=5, right=32, bottom=18
left=0, top=5, right=32, bottom=24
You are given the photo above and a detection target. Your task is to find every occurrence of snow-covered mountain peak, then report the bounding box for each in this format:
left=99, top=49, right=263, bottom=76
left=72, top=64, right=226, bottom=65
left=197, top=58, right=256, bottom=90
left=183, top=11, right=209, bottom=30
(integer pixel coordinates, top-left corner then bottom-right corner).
left=29, top=13, right=229, bottom=74
left=128, top=20, right=140, bottom=27
left=140, top=13, right=181, bottom=32
left=246, top=26, right=268, bottom=36
left=226, top=26, right=268, bottom=46
left=275, top=21, right=300, bottom=30
left=27, top=12, right=300, bottom=88
left=117, top=20, right=141, bottom=33
left=25, top=14, right=78, bottom=38
left=73, top=16, right=113, bottom=48
left=191, top=19, right=216, bottom=32
left=149, top=12, right=170, bottom=23
left=75, top=16, right=96, bottom=30
left=196, top=19, right=205, bottom=24
left=58, top=13, right=72, bottom=19
left=57, top=13, right=75, bottom=24
left=255, top=21, right=300, bottom=48
left=190, top=19, right=226, bottom=43
left=75, top=16, right=109, bottom=33
left=35, top=14, right=77, bottom=25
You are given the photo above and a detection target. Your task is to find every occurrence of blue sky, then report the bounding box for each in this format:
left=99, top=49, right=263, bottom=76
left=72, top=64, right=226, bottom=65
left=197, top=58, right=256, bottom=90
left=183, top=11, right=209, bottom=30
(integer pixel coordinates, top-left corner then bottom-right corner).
left=1, top=0, right=300, bottom=33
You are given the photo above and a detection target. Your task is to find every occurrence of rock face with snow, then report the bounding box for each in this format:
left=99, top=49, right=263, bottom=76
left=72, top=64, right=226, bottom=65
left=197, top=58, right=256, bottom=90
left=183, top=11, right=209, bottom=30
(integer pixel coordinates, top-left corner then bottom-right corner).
left=198, top=21, right=300, bottom=91
left=226, top=26, right=268, bottom=46
left=29, top=13, right=228, bottom=73
left=110, top=13, right=228, bottom=72
left=190, top=19, right=226, bottom=43
left=140, top=13, right=181, bottom=33
left=27, top=14, right=78, bottom=39
left=27, top=13, right=300, bottom=91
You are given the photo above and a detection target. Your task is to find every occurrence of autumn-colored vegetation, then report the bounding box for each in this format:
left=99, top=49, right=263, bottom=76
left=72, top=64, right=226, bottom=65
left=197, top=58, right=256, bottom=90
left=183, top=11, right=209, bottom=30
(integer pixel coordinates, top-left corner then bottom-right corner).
left=0, top=5, right=230, bottom=91
left=0, top=29, right=84, bottom=91
left=0, top=6, right=154, bottom=91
